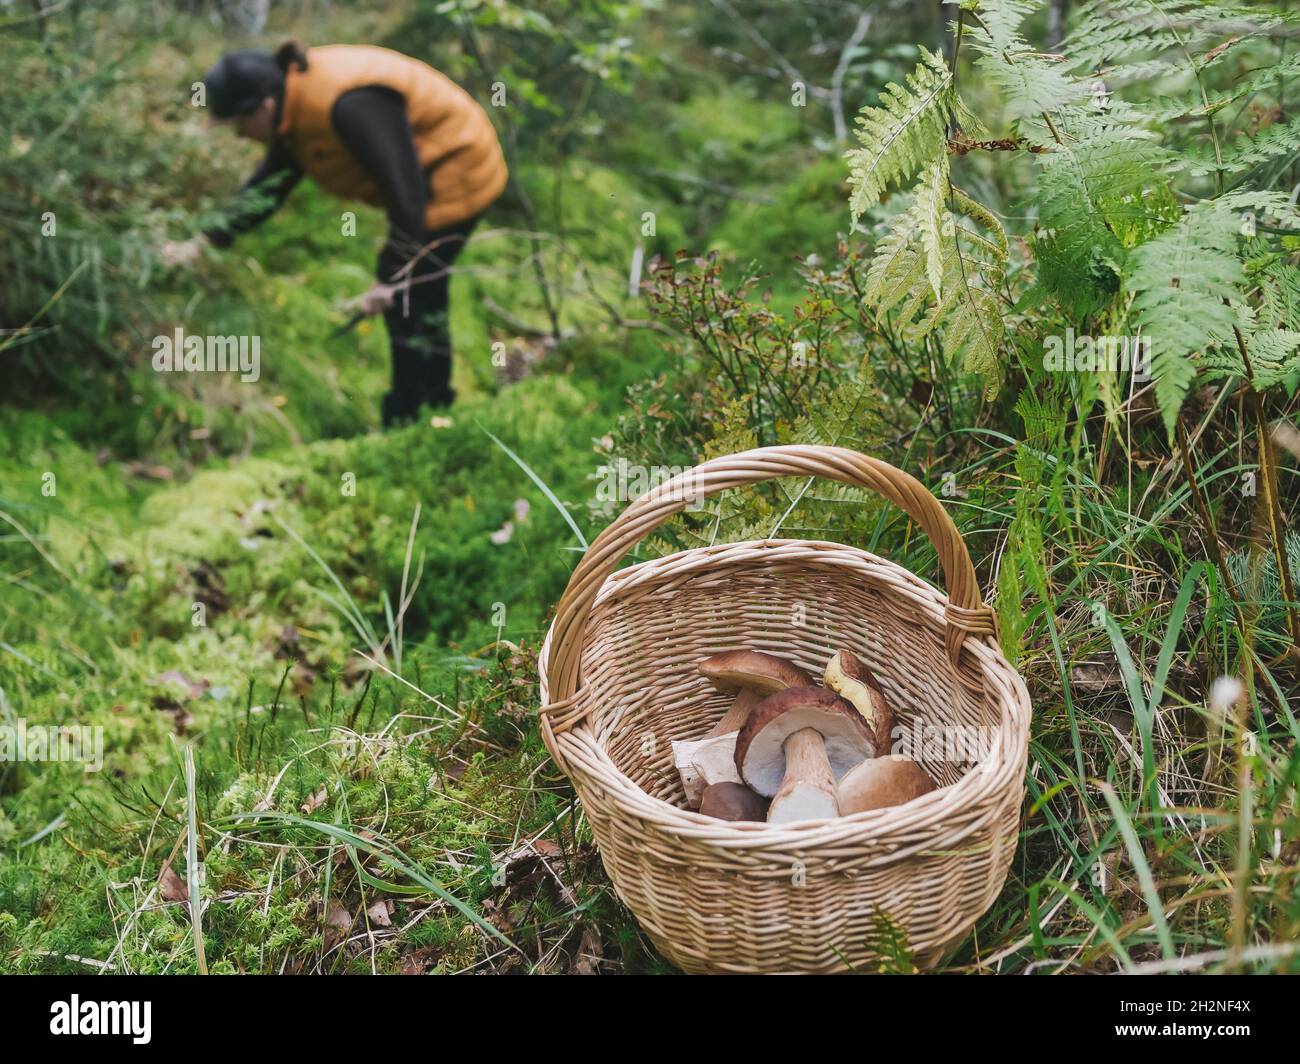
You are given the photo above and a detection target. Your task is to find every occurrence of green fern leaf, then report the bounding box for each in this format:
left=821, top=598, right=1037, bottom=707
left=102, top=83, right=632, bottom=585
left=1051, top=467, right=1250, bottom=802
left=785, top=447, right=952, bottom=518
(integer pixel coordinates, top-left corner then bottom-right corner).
left=1189, top=114, right=1300, bottom=176
left=967, top=0, right=1084, bottom=132
left=1064, top=0, right=1278, bottom=71
left=865, top=182, right=1008, bottom=396
left=1246, top=328, right=1300, bottom=391
left=918, top=153, right=950, bottom=300
left=845, top=46, right=954, bottom=223
left=1126, top=203, right=1246, bottom=433
left=1032, top=126, right=1170, bottom=316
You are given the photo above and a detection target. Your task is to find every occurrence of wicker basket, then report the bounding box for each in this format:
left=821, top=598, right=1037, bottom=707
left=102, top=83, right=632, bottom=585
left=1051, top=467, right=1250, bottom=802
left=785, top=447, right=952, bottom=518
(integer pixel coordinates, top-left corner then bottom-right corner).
left=538, top=445, right=1031, bottom=974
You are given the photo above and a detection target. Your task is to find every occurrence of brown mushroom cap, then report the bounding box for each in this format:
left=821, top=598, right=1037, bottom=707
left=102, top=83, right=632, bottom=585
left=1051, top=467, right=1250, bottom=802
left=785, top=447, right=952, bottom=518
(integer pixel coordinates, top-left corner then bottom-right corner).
left=823, top=649, right=894, bottom=752
left=837, top=757, right=935, bottom=815
left=698, top=650, right=811, bottom=695
left=699, top=782, right=769, bottom=822
left=734, top=686, right=876, bottom=797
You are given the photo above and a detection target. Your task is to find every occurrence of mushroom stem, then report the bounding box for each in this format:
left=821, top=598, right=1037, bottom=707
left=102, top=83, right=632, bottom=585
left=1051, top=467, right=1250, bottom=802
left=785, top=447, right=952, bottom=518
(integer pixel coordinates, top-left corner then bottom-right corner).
left=769, top=728, right=839, bottom=824
left=706, top=686, right=760, bottom=739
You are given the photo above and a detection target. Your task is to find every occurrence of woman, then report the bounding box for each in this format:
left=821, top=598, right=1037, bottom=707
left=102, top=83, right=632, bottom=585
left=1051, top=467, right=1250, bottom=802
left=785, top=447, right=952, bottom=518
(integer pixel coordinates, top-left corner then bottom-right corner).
left=163, top=41, right=508, bottom=425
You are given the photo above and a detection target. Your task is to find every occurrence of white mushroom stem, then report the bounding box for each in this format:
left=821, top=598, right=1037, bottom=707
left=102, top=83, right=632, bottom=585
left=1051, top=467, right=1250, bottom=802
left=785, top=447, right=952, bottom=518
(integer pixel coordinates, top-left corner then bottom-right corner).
left=706, top=687, right=760, bottom=738
left=768, top=728, right=839, bottom=824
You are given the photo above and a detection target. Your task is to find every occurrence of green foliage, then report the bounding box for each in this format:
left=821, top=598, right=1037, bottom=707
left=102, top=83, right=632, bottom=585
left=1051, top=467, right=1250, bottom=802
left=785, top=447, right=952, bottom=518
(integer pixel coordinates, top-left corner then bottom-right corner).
left=966, top=0, right=1082, bottom=126
left=864, top=171, right=1008, bottom=395
left=848, top=0, right=1300, bottom=427
left=846, top=46, right=956, bottom=222
left=1127, top=202, right=1245, bottom=432
left=1244, top=328, right=1300, bottom=392
left=1032, top=128, right=1168, bottom=317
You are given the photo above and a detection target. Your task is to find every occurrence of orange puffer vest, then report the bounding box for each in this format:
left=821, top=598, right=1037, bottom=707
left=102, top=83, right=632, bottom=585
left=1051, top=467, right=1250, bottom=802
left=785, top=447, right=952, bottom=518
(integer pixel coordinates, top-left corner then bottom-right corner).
left=276, top=45, right=508, bottom=231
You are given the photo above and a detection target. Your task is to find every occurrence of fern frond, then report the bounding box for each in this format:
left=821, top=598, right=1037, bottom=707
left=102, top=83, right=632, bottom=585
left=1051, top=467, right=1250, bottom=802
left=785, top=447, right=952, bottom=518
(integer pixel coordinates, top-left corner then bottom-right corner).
left=865, top=181, right=1008, bottom=396
left=1033, top=126, right=1170, bottom=316
left=784, top=354, right=884, bottom=454
left=1215, top=190, right=1300, bottom=230
left=1244, top=238, right=1300, bottom=331
left=773, top=355, right=886, bottom=540
left=967, top=0, right=1085, bottom=131
left=918, top=152, right=950, bottom=300
left=1149, top=52, right=1300, bottom=122
left=864, top=205, right=925, bottom=317
left=1126, top=202, right=1246, bottom=433
left=845, top=46, right=954, bottom=222
left=1188, top=115, right=1300, bottom=176
left=1246, top=328, right=1300, bottom=391
left=928, top=282, right=1005, bottom=394
left=1064, top=0, right=1278, bottom=72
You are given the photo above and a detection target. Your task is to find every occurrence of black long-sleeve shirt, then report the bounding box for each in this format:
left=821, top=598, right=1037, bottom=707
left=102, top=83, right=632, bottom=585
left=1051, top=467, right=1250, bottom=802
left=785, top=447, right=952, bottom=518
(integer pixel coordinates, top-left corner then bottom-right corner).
left=204, top=86, right=428, bottom=279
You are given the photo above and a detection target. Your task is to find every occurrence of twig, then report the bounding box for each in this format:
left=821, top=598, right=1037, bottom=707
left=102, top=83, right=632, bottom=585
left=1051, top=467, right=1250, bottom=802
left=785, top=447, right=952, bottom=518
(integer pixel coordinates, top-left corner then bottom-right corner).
left=830, top=12, right=873, bottom=143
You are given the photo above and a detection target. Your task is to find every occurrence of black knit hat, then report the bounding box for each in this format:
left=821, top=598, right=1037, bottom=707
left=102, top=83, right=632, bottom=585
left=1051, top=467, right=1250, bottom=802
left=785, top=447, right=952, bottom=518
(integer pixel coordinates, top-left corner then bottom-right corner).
left=203, top=49, right=283, bottom=118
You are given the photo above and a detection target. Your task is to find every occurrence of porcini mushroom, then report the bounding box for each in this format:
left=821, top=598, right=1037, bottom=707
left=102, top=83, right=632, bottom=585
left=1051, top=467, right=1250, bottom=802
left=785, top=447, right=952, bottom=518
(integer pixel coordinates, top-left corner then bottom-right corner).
left=734, top=686, right=876, bottom=824
left=705, top=686, right=761, bottom=739
left=698, top=650, right=811, bottom=701
left=674, top=652, right=813, bottom=808
left=671, top=729, right=744, bottom=807
left=823, top=649, right=894, bottom=754
left=836, top=757, right=935, bottom=815
left=699, top=781, right=769, bottom=822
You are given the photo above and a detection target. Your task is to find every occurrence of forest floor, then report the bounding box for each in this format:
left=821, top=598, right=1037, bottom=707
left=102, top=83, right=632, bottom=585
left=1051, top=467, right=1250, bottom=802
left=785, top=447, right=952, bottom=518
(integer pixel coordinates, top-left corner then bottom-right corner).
left=0, top=6, right=850, bottom=975
left=3, top=3, right=1298, bottom=976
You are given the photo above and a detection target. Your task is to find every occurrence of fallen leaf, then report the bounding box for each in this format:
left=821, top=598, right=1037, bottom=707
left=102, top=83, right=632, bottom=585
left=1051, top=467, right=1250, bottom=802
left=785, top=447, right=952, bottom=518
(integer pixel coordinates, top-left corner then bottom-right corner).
left=125, top=462, right=174, bottom=481
left=399, top=948, right=435, bottom=974
left=481, top=898, right=515, bottom=935
left=159, top=864, right=188, bottom=903
left=300, top=785, right=328, bottom=814
left=324, top=899, right=354, bottom=951
left=154, top=670, right=210, bottom=700
left=573, top=926, right=603, bottom=975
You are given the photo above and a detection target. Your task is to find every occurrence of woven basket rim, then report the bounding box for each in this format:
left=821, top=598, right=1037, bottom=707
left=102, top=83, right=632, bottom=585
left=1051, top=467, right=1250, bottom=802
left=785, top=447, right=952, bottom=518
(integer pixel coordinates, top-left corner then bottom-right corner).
left=539, top=536, right=1031, bottom=849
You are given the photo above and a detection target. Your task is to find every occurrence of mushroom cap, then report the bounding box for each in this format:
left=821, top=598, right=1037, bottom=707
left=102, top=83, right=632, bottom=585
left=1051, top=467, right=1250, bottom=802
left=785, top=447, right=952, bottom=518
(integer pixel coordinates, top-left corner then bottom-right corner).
left=699, top=782, right=769, bottom=822
left=837, top=757, right=935, bottom=815
left=698, top=650, right=811, bottom=695
left=823, top=649, right=893, bottom=751
left=734, top=686, right=876, bottom=797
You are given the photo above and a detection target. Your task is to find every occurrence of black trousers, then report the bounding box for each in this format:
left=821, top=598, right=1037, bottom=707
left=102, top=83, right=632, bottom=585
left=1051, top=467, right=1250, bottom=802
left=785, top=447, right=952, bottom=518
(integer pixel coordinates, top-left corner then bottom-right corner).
left=381, top=215, right=478, bottom=426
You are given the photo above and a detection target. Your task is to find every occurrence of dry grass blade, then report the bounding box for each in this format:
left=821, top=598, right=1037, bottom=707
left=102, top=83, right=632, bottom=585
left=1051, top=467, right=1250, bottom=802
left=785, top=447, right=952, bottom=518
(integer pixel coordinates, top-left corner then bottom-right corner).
left=182, top=744, right=208, bottom=974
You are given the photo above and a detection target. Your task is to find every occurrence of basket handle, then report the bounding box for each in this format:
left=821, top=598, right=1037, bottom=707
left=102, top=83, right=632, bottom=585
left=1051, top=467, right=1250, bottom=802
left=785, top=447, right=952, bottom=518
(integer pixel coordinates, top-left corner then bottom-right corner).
left=545, top=444, right=997, bottom=706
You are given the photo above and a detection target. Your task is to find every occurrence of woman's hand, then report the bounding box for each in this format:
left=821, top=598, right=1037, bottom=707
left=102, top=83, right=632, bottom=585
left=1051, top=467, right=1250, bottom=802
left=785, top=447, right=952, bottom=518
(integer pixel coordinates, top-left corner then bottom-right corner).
left=159, top=235, right=208, bottom=268
left=360, top=282, right=397, bottom=316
